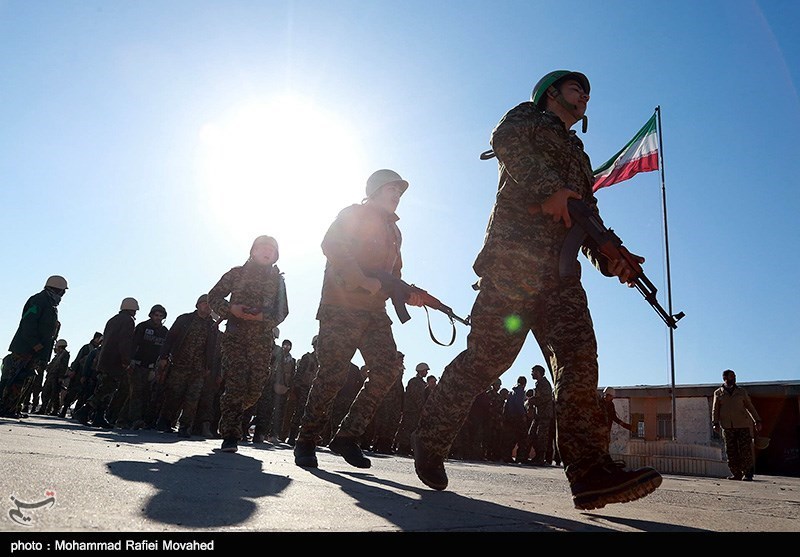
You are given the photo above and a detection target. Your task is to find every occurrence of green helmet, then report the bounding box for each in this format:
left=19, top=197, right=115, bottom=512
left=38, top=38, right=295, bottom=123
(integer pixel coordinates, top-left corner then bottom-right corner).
left=531, top=70, right=590, bottom=107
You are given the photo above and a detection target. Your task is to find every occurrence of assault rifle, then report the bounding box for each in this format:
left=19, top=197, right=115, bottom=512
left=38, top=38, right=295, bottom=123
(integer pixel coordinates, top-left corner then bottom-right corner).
left=368, top=271, right=470, bottom=346
left=559, top=198, right=685, bottom=329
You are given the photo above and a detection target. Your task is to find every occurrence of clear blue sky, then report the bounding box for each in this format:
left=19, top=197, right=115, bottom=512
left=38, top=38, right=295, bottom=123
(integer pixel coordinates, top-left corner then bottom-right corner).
left=2, top=1, right=798, bottom=392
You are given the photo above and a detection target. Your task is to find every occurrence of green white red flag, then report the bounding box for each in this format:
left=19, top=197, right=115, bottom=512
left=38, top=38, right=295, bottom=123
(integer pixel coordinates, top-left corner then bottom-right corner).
left=593, top=113, right=658, bottom=192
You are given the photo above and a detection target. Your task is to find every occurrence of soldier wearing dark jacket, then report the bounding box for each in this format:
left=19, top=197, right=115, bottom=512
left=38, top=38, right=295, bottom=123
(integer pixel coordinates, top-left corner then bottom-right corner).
left=74, top=298, right=139, bottom=428
left=116, top=305, right=169, bottom=430
left=155, top=297, right=217, bottom=437
left=294, top=169, right=424, bottom=470
left=209, top=235, right=288, bottom=453
left=1, top=276, right=66, bottom=418
left=413, top=70, right=662, bottom=511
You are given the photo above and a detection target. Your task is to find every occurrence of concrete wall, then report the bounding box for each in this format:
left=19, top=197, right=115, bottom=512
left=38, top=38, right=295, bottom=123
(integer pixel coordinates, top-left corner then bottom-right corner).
left=676, top=396, right=713, bottom=444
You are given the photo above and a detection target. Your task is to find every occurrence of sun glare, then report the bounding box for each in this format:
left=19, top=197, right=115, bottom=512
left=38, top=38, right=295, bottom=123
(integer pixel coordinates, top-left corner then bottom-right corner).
left=196, top=96, right=366, bottom=259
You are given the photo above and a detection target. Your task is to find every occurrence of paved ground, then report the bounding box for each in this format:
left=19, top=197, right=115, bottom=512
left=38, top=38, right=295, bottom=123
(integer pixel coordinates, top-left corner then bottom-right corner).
left=1, top=414, right=798, bottom=546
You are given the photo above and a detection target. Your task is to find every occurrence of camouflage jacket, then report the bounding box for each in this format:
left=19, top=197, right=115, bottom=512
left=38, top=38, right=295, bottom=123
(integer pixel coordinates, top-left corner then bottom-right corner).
left=318, top=202, right=402, bottom=313
left=476, top=103, right=611, bottom=293
left=208, top=259, right=288, bottom=334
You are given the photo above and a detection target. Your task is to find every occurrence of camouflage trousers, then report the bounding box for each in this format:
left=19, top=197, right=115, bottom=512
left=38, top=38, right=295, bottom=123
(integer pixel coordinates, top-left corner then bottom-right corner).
left=86, top=365, right=125, bottom=416
left=530, top=412, right=555, bottom=463
left=394, top=409, right=422, bottom=453
left=159, top=365, right=206, bottom=430
left=371, top=388, right=403, bottom=448
left=218, top=326, right=274, bottom=440
left=722, top=427, right=755, bottom=477
left=286, top=386, right=310, bottom=441
left=415, top=275, right=609, bottom=484
left=38, top=372, right=62, bottom=415
left=116, top=364, right=153, bottom=426
left=0, top=354, right=36, bottom=414
left=298, top=306, right=401, bottom=443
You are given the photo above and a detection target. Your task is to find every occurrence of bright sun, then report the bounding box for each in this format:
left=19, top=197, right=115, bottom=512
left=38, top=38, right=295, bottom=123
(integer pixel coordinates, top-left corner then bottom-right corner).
left=196, top=96, right=366, bottom=260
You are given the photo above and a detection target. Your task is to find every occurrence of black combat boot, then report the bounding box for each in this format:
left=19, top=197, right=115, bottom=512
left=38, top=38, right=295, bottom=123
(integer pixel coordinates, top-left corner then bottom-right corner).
left=293, top=439, right=318, bottom=468
left=220, top=438, right=238, bottom=453
left=570, top=456, right=662, bottom=511
left=329, top=436, right=371, bottom=469
left=72, top=405, right=92, bottom=425
left=412, top=432, right=448, bottom=491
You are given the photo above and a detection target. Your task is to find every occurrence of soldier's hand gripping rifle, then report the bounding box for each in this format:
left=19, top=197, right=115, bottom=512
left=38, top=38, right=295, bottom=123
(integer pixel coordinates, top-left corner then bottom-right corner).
left=559, top=198, right=685, bottom=329
left=368, top=271, right=470, bottom=346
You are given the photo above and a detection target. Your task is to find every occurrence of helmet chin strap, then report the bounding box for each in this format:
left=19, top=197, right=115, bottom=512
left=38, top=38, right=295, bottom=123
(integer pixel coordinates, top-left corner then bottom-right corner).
left=551, top=87, right=588, bottom=132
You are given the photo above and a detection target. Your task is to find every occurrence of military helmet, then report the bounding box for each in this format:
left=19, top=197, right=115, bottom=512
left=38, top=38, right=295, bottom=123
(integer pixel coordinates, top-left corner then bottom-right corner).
left=120, top=297, right=140, bottom=311
left=415, top=362, right=430, bottom=372
left=55, top=339, right=68, bottom=348
left=531, top=70, right=590, bottom=107
left=366, top=169, right=409, bottom=198
left=603, top=386, right=615, bottom=397
left=45, top=275, right=69, bottom=290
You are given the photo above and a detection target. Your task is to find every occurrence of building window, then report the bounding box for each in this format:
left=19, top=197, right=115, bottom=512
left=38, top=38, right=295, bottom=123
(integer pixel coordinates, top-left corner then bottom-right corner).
left=631, top=413, right=645, bottom=438
left=657, top=413, right=673, bottom=440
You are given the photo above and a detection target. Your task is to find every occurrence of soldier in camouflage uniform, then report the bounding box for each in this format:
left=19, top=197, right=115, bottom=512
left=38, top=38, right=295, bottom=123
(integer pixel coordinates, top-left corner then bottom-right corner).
left=59, top=332, right=102, bottom=418
left=412, top=70, right=662, bottom=511
left=37, top=339, right=70, bottom=415
left=285, top=335, right=319, bottom=446
left=294, top=169, right=424, bottom=470
left=369, top=354, right=405, bottom=454
left=394, top=362, right=429, bottom=456
left=155, top=296, right=217, bottom=437
left=209, top=235, right=288, bottom=453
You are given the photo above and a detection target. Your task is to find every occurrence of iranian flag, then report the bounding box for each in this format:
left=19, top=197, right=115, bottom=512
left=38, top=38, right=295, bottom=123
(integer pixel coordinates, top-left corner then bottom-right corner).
left=593, top=113, right=659, bottom=192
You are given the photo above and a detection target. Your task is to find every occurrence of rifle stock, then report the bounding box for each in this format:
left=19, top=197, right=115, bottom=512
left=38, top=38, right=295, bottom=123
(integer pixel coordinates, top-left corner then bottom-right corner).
left=560, top=198, right=685, bottom=329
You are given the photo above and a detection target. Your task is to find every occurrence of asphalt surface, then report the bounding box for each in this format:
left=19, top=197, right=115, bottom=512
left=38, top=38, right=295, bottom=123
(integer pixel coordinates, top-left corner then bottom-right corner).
left=1, top=414, right=798, bottom=547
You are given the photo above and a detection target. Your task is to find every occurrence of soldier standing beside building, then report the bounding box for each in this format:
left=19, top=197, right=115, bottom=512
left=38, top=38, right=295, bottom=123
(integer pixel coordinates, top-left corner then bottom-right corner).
left=412, top=70, right=662, bottom=511
left=293, top=169, right=424, bottom=470
left=74, top=297, right=139, bottom=428
left=208, top=235, right=288, bottom=453
left=713, top=369, right=762, bottom=481
left=0, top=275, right=67, bottom=419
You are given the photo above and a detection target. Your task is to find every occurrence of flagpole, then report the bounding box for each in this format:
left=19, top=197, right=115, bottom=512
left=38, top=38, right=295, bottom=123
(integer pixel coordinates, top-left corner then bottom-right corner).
left=655, top=105, right=678, bottom=441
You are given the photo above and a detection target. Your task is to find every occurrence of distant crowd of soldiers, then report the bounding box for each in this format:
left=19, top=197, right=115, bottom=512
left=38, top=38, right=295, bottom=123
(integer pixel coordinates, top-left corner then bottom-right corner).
left=1, top=281, right=560, bottom=467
